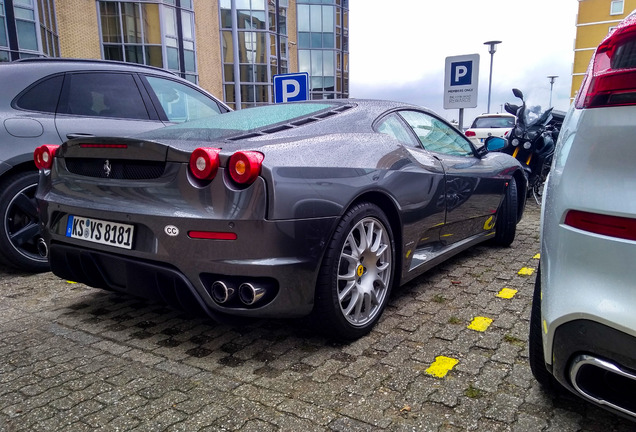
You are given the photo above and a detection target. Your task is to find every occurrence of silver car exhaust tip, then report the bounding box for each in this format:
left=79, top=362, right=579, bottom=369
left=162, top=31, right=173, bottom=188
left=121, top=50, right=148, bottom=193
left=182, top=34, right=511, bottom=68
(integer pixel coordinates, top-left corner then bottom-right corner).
left=570, top=354, right=636, bottom=418
left=37, top=238, right=48, bottom=258
left=238, top=283, right=265, bottom=305
left=210, top=281, right=235, bottom=304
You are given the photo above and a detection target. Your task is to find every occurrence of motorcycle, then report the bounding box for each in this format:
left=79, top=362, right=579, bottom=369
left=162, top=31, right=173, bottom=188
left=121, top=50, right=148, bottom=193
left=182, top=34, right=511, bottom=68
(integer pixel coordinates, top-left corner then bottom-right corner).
left=502, top=88, right=559, bottom=204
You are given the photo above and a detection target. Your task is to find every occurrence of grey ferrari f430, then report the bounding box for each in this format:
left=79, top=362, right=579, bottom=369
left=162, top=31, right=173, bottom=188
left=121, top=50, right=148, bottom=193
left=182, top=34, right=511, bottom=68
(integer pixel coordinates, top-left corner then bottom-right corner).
left=36, top=100, right=526, bottom=339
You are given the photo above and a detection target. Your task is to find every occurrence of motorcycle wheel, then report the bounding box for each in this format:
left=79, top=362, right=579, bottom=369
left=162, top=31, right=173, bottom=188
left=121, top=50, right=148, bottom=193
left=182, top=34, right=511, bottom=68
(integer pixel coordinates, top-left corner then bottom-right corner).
left=532, top=157, right=553, bottom=205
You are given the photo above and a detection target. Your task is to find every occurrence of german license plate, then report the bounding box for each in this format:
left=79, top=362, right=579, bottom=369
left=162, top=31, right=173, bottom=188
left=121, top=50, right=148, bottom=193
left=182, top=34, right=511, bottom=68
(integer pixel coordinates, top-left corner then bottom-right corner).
left=66, top=215, right=134, bottom=249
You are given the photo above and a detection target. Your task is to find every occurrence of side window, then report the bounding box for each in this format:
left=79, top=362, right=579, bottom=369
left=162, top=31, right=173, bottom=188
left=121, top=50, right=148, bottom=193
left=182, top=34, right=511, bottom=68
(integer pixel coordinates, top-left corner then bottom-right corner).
left=399, top=110, right=474, bottom=157
left=63, top=73, right=150, bottom=120
left=145, top=76, right=222, bottom=123
left=15, top=75, right=64, bottom=113
left=375, top=113, right=420, bottom=148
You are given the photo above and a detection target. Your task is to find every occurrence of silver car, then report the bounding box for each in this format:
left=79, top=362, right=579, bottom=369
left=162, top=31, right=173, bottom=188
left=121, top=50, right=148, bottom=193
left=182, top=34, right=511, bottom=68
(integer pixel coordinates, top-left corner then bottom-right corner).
left=0, top=58, right=229, bottom=272
left=530, top=10, right=636, bottom=419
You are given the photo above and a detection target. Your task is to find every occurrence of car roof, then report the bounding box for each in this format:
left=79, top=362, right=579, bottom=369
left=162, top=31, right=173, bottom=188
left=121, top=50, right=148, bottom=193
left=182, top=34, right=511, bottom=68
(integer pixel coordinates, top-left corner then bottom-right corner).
left=473, top=113, right=516, bottom=118
left=9, top=57, right=177, bottom=75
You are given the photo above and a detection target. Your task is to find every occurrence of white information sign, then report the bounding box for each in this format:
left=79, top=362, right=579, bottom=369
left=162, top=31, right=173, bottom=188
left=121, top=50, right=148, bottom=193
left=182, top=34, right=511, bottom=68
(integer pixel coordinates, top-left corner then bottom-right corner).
left=444, top=54, right=480, bottom=109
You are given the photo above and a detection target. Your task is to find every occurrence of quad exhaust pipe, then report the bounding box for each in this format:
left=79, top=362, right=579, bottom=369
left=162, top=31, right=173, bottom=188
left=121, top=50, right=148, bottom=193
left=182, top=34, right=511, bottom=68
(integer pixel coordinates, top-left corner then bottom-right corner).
left=210, top=281, right=235, bottom=304
left=209, top=280, right=269, bottom=306
left=238, top=283, right=265, bottom=306
left=569, top=354, right=636, bottom=418
left=37, top=238, right=48, bottom=258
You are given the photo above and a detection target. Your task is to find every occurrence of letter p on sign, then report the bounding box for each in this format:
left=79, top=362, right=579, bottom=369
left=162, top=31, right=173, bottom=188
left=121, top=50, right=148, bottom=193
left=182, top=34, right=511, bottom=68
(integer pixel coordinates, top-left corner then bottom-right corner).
left=282, top=79, right=300, bottom=102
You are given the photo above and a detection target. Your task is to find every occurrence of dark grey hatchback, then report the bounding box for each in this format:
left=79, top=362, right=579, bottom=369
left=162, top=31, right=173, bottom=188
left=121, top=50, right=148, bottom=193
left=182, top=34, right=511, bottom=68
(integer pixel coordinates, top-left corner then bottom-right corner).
left=0, top=58, right=229, bottom=272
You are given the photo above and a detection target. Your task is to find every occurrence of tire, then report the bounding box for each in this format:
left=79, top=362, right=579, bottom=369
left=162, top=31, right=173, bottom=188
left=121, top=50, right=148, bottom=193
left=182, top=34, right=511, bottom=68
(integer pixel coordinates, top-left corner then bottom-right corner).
left=493, top=177, right=518, bottom=247
left=313, top=202, right=395, bottom=340
left=529, top=265, right=560, bottom=389
left=532, top=159, right=551, bottom=205
left=0, top=171, right=49, bottom=273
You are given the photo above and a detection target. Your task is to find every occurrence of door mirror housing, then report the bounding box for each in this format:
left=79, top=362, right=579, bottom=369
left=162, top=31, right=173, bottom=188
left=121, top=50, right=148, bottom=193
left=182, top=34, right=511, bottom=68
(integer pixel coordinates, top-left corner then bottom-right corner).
left=485, top=136, right=507, bottom=152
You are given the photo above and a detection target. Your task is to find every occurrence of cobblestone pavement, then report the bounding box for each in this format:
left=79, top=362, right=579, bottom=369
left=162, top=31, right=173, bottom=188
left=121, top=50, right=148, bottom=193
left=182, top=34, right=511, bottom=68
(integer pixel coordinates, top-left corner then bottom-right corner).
left=1, top=202, right=634, bottom=432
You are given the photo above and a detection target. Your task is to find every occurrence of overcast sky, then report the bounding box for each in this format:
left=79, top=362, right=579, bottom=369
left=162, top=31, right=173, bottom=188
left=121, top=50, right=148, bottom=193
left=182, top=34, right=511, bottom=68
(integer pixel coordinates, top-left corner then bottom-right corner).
left=348, top=0, right=580, bottom=125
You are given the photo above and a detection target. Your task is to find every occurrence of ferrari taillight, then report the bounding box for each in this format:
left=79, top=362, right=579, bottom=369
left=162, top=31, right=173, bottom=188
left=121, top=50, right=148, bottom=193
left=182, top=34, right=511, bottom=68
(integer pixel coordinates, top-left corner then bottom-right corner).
left=228, top=151, right=264, bottom=185
left=34, top=145, right=60, bottom=170
left=565, top=209, right=636, bottom=241
left=575, top=13, right=636, bottom=109
left=189, top=147, right=220, bottom=180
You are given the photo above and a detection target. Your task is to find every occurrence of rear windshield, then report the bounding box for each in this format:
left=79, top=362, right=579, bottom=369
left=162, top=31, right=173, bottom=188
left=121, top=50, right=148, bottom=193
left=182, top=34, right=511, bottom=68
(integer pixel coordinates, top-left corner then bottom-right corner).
left=470, top=116, right=515, bottom=129
left=140, top=102, right=336, bottom=141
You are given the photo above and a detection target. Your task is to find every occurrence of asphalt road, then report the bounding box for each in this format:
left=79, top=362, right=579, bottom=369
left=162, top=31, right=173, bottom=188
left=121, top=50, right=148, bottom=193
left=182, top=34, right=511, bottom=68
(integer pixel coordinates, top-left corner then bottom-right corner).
left=1, top=202, right=634, bottom=431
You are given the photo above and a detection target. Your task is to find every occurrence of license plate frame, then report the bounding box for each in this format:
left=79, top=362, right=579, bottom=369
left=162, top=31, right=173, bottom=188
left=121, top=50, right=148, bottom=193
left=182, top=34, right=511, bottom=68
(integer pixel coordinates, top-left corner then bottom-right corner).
left=65, top=215, right=134, bottom=250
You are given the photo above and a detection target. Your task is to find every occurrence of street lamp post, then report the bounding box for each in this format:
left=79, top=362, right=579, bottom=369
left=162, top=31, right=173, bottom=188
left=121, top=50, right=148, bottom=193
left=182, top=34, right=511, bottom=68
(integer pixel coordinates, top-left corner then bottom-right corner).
left=484, top=40, right=502, bottom=114
left=548, top=75, right=558, bottom=107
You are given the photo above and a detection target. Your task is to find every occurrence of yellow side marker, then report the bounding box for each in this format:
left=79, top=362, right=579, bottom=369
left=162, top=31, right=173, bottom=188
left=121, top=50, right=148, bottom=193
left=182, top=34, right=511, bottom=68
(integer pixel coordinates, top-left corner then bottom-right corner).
left=543, top=320, right=548, bottom=335
left=467, top=316, right=493, bottom=332
left=533, top=253, right=540, bottom=259
left=67, top=281, right=77, bottom=284
left=406, top=250, right=412, bottom=258
left=496, top=288, right=517, bottom=299
left=425, top=356, right=459, bottom=378
left=483, top=216, right=495, bottom=230
left=518, top=267, right=535, bottom=276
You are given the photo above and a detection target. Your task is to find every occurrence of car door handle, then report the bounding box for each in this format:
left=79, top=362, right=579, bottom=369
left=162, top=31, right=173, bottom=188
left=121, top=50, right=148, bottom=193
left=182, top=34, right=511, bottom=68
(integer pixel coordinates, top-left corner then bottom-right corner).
left=66, top=133, right=95, bottom=139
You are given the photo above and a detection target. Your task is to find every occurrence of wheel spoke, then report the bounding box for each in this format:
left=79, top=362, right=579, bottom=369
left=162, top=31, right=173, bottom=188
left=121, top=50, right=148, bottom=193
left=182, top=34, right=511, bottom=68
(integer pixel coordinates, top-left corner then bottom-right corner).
left=353, top=292, right=365, bottom=322
left=376, top=261, right=389, bottom=272
left=338, top=281, right=356, bottom=302
left=12, top=192, right=38, bottom=220
left=343, top=290, right=360, bottom=316
left=362, top=221, right=374, bottom=251
left=375, top=243, right=388, bottom=257
left=370, top=289, right=380, bottom=306
left=341, top=252, right=358, bottom=268
left=9, top=221, right=40, bottom=247
left=345, top=231, right=363, bottom=257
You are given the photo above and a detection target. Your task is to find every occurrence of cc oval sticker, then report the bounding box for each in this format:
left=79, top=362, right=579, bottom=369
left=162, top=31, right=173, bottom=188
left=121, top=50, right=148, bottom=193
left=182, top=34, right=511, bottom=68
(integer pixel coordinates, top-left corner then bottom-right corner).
left=164, top=225, right=179, bottom=236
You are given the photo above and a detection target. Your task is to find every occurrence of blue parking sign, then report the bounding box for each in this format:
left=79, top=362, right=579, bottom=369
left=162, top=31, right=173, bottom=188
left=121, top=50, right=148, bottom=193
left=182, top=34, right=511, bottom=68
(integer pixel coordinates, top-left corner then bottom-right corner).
left=273, top=73, right=309, bottom=103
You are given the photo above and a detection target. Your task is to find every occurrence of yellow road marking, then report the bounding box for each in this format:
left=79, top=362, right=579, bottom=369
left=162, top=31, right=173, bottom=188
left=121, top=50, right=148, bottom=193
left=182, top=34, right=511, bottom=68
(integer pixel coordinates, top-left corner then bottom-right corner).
left=426, top=356, right=459, bottom=378
left=467, top=316, right=493, bottom=332
left=518, top=267, right=535, bottom=276
left=496, top=288, right=517, bottom=299
left=533, top=253, right=540, bottom=259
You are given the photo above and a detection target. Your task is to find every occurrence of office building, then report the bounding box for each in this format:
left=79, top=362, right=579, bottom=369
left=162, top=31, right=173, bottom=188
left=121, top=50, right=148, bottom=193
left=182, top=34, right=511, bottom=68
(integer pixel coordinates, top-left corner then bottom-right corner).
left=0, top=0, right=349, bottom=109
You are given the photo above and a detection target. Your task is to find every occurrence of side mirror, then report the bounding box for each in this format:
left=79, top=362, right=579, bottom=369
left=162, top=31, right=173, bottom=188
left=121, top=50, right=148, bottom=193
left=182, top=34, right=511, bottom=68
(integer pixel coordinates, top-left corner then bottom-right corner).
left=512, top=88, right=524, bottom=101
left=485, top=136, right=507, bottom=152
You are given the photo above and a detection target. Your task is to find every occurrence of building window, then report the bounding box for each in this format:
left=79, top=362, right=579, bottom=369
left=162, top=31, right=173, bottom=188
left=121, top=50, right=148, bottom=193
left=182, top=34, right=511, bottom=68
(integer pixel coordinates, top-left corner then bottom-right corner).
left=297, top=0, right=348, bottom=100
left=220, top=0, right=288, bottom=109
left=37, top=0, right=58, bottom=57
left=98, top=0, right=198, bottom=83
left=0, top=1, right=8, bottom=61
left=0, top=0, right=59, bottom=61
left=610, top=0, right=624, bottom=15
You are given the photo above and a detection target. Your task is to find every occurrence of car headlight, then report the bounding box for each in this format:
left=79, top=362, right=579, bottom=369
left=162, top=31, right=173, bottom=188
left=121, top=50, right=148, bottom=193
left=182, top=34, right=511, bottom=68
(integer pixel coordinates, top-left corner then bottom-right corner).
left=523, top=141, right=532, bottom=149
left=512, top=138, right=519, bottom=146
